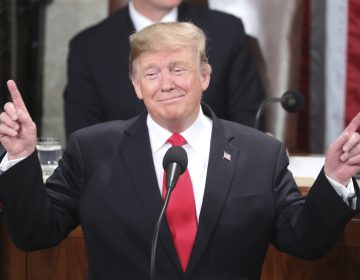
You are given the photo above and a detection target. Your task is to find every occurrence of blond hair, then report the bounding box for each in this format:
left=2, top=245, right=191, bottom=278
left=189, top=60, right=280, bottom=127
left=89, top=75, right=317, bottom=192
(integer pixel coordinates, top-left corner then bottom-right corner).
left=129, top=21, right=212, bottom=76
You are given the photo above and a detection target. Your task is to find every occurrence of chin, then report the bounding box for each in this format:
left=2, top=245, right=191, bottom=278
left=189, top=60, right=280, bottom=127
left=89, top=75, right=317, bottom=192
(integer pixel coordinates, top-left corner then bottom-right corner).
left=164, top=111, right=183, bottom=121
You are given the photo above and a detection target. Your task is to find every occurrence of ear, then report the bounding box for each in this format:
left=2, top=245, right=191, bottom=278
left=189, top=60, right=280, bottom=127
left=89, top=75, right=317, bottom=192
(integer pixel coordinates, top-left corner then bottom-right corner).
left=131, top=76, right=143, bottom=100
left=200, top=71, right=211, bottom=92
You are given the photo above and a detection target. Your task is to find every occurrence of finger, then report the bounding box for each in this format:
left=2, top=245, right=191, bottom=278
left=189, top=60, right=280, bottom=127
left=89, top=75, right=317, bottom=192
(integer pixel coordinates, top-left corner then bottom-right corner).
left=0, top=111, right=19, bottom=130
left=340, top=139, right=360, bottom=161
left=343, top=112, right=360, bottom=134
left=344, top=153, right=360, bottom=166
left=3, top=102, right=18, bottom=121
left=0, top=122, right=18, bottom=137
left=328, top=131, right=350, bottom=155
left=343, top=132, right=360, bottom=153
left=6, top=80, right=29, bottom=113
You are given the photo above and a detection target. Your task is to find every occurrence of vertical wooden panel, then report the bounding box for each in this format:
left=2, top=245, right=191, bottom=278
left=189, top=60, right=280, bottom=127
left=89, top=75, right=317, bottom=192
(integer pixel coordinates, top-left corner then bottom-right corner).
left=0, top=219, right=26, bottom=280
left=65, top=231, right=87, bottom=280
left=27, top=247, right=67, bottom=280
left=26, top=227, right=87, bottom=280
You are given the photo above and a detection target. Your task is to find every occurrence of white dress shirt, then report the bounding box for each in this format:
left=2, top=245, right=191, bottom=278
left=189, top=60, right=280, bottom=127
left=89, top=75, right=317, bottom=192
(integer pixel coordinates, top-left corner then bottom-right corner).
left=128, top=0, right=178, bottom=32
left=147, top=109, right=213, bottom=221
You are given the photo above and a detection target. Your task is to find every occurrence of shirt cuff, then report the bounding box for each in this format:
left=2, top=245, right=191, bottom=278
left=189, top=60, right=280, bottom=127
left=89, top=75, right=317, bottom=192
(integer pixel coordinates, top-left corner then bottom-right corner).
left=0, top=153, right=26, bottom=172
left=326, top=175, right=357, bottom=209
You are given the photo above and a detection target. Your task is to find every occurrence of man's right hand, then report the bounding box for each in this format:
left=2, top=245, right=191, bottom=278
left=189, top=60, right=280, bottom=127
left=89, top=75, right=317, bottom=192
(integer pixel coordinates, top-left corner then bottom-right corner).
left=0, top=80, right=37, bottom=160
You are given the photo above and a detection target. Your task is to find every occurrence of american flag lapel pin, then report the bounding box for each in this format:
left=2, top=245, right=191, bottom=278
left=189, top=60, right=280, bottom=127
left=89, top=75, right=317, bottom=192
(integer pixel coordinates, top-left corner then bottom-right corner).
left=223, top=151, right=231, bottom=161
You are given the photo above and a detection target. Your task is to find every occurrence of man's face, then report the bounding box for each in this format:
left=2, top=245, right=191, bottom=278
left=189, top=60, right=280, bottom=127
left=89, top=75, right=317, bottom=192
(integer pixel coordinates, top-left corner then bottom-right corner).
left=131, top=47, right=210, bottom=131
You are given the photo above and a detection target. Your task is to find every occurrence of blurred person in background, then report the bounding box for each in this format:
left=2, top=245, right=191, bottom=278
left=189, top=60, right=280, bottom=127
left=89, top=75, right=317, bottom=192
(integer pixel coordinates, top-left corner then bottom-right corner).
left=64, top=0, right=265, bottom=138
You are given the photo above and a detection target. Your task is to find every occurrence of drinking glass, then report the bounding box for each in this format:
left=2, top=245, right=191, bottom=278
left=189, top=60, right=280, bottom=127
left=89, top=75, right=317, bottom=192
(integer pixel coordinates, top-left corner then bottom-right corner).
left=36, top=137, right=62, bottom=182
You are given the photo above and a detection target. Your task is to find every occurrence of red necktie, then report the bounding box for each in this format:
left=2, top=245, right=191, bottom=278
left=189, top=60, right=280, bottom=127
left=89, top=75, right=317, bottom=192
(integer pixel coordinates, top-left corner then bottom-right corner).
left=162, top=133, right=197, bottom=272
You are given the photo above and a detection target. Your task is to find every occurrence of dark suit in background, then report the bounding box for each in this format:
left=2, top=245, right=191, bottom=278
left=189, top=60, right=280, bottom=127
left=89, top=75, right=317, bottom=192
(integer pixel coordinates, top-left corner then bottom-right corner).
left=0, top=105, right=357, bottom=279
left=64, top=2, right=265, bottom=138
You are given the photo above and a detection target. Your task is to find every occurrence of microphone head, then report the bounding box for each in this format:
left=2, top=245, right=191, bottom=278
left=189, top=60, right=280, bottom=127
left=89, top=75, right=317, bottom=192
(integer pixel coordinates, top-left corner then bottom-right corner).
left=281, top=90, right=304, bottom=113
left=162, top=146, right=188, bottom=174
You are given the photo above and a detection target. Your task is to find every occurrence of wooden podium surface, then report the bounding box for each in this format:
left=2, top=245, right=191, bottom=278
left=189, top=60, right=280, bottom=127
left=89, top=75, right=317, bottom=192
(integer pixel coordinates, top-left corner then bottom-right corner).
left=1, top=183, right=360, bottom=279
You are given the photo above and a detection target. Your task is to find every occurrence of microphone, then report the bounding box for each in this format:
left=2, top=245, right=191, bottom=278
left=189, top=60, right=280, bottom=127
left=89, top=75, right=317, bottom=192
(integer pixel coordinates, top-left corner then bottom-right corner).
left=162, top=146, right=188, bottom=191
left=150, top=146, right=188, bottom=280
left=254, top=90, right=304, bottom=130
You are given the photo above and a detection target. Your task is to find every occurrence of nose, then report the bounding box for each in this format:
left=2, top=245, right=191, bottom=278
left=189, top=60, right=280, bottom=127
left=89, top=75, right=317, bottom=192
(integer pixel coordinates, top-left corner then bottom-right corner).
left=160, top=70, right=175, bottom=92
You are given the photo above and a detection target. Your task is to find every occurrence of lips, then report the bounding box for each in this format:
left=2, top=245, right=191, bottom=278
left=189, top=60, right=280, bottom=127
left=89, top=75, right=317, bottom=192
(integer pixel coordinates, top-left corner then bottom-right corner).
left=158, top=94, right=185, bottom=103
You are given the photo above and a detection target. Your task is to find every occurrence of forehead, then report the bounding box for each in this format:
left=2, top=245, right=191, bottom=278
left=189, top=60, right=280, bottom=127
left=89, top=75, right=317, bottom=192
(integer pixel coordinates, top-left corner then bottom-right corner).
left=135, top=47, right=197, bottom=68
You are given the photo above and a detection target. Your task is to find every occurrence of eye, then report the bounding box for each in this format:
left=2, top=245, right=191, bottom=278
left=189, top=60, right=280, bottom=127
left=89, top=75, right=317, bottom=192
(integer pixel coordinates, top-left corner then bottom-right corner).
left=172, top=67, right=185, bottom=75
left=144, top=70, right=159, bottom=80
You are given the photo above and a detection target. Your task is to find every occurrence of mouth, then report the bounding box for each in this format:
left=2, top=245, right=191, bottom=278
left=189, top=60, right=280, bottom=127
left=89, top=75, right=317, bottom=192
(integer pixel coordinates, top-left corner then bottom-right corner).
left=158, top=94, right=185, bottom=104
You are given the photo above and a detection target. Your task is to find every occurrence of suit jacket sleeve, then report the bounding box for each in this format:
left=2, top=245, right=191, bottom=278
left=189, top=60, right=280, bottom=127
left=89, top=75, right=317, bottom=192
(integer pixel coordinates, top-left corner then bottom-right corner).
left=0, top=136, right=84, bottom=251
left=271, top=143, right=358, bottom=259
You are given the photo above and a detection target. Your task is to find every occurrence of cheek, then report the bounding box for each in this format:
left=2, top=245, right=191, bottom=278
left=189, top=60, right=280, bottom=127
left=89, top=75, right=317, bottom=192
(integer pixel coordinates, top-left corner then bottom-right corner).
left=145, top=81, right=160, bottom=93
left=189, top=78, right=205, bottom=93
left=174, top=77, right=193, bottom=91
left=140, top=82, right=161, bottom=100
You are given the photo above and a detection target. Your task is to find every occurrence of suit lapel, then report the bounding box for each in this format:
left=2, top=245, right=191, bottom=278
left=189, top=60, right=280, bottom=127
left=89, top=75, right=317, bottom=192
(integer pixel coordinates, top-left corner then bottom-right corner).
left=186, top=107, right=240, bottom=275
left=119, top=107, right=240, bottom=274
left=119, top=113, right=182, bottom=272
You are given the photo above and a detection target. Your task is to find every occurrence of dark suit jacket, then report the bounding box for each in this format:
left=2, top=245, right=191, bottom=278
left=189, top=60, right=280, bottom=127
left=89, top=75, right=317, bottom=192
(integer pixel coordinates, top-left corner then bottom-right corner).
left=0, top=105, right=358, bottom=280
left=64, top=3, right=265, bottom=138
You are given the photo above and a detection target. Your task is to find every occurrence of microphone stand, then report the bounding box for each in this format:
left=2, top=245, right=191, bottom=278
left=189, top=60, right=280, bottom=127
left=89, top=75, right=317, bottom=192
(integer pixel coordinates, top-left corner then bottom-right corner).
left=150, top=187, right=173, bottom=280
left=254, top=90, right=304, bottom=130
left=254, top=97, right=281, bottom=130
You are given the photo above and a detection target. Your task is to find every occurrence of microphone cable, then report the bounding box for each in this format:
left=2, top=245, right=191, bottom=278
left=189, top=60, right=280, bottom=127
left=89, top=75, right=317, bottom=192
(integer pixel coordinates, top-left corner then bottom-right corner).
left=150, top=188, right=173, bottom=280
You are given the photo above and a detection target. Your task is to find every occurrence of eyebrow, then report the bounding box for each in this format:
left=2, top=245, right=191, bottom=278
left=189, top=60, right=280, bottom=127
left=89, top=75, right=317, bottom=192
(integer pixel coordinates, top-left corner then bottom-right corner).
left=143, top=64, right=159, bottom=70
left=142, top=60, right=189, bottom=72
left=169, top=61, right=186, bottom=68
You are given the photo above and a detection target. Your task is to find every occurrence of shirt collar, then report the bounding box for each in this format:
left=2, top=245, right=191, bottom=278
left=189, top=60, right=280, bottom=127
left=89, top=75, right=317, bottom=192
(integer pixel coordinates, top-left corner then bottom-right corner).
left=147, top=108, right=212, bottom=153
left=128, top=0, right=178, bottom=32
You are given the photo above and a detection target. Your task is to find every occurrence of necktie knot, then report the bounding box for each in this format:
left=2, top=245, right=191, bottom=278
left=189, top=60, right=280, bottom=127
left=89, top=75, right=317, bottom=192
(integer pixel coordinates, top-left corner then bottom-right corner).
left=168, top=133, right=186, bottom=147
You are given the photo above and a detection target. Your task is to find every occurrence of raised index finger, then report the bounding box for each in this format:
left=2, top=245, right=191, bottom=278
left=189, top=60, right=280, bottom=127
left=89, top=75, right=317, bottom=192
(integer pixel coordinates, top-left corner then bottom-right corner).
left=343, top=112, right=360, bottom=134
left=6, top=80, right=29, bottom=113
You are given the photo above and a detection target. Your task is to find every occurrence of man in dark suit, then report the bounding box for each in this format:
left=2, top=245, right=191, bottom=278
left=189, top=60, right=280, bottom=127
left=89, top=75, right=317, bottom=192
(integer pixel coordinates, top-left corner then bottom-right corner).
left=0, top=22, right=359, bottom=280
left=64, top=0, right=265, bottom=138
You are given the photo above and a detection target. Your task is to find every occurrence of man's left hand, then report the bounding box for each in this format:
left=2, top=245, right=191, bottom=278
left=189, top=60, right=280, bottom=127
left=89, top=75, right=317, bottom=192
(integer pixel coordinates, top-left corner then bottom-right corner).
left=325, top=112, right=360, bottom=186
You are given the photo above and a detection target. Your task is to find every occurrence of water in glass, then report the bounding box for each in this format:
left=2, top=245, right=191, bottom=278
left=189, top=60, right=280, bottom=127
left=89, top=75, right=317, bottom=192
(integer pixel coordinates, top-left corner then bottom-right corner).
left=36, top=137, right=62, bottom=181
